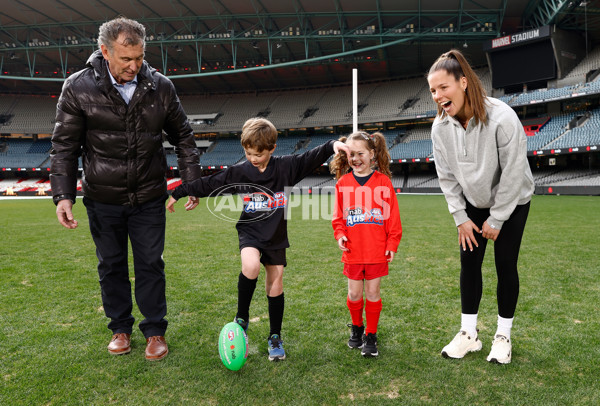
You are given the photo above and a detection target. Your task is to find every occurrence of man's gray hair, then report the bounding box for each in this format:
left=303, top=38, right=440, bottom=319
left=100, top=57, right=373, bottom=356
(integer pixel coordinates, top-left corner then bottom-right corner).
left=98, top=17, right=146, bottom=51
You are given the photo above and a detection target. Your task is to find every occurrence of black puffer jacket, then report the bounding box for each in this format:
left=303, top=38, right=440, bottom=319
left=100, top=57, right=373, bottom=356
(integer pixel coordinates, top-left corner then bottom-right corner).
left=50, top=50, right=201, bottom=206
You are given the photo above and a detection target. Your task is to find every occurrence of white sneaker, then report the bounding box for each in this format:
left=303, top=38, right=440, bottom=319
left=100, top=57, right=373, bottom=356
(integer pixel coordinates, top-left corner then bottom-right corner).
left=487, top=334, right=512, bottom=364
left=441, top=330, right=482, bottom=359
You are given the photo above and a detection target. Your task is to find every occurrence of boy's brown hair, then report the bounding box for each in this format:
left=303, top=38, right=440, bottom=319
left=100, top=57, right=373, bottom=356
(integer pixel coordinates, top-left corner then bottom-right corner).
left=240, top=117, right=278, bottom=152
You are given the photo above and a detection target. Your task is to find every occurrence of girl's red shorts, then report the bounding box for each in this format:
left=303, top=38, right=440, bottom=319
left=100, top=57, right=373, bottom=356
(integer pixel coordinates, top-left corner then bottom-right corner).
left=343, top=263, right=389, bottom=280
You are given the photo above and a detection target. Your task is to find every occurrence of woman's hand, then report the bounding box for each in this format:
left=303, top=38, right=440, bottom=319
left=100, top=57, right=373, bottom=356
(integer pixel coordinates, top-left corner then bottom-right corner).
left=457, top=220, right=481, bottom=251
left=482, top=221, right=500, bottom=241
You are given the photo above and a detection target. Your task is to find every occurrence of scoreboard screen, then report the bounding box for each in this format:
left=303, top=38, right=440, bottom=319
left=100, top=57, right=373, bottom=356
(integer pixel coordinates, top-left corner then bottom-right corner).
left=484, top=26, right=557, bottom=89
left=489, top=40, right=556, bottom=88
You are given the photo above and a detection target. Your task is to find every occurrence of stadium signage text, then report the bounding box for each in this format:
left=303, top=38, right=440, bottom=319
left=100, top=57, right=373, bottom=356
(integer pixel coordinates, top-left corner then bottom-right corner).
left=492, top=29, right=540, bottom=49
left=485, top=26, right=551, bottom=52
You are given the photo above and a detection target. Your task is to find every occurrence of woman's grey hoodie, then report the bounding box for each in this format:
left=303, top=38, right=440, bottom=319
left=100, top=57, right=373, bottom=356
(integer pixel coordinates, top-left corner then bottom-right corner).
left=431, top=97, right=534, bottom=230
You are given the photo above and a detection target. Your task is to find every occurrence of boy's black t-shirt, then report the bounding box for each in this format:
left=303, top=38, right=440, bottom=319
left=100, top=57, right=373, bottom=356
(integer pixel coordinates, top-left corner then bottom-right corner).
left=172, top=140, right=335, bottom=250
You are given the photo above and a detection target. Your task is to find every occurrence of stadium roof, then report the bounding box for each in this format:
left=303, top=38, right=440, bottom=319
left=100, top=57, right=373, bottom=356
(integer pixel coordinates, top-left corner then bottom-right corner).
left=1, top=0, right=599, bottom=95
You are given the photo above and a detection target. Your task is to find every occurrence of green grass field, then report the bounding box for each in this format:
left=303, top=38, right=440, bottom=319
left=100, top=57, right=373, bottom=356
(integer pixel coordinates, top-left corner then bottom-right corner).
left=1, top=194, right=599, bottom=405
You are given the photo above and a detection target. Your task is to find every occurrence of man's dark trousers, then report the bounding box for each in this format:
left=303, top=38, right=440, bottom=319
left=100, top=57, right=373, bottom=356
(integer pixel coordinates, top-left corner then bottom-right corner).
left=84, top=195, right=168, bottom=338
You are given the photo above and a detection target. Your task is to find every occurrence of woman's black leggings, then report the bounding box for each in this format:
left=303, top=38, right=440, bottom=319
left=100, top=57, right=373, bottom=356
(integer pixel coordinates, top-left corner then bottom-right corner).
left=459, top=201, right=530, bottom=318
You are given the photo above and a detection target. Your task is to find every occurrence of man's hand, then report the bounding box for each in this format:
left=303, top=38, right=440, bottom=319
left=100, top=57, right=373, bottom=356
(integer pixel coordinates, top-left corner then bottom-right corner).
left=56, top=199, right=78, bottom=229
left=166, top=196, right=178, bottom=213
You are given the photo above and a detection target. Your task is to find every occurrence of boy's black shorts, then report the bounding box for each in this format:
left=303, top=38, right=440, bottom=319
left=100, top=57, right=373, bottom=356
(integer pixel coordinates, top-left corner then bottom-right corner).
left=240, top=245, right=287, bottom=267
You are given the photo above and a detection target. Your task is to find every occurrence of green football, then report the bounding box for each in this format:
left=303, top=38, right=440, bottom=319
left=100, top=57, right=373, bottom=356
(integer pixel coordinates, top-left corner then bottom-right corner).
left=218, top=322, right=248, bottom=371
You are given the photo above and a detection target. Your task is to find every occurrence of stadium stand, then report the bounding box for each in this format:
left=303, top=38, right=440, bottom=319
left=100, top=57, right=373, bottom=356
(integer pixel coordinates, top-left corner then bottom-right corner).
left=558, top=46, right=600, bottom=85
left=1, top=51, right=599, bottom=139
left=0, top=138, right=50, bottom=168
left=272, top=136, right=305, bottom=156
left=2, top=46, right=600, bottom=195
left=534, top=169, right=600, bottom=185
left=0, top=96, right=56, bottom=134
left=545, top=108, right=600, bottom=149
left=199, top=138, right=245, bottom=167
left=526, top=112, right=575, bottom=151
left=548, top=173, right=600, bottom=186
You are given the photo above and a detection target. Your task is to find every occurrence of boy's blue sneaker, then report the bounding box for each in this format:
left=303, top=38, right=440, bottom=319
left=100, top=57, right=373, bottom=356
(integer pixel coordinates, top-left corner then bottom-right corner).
left=234, top=317, right=248, bottom=333
left=267, top=334, right=286, bottom=361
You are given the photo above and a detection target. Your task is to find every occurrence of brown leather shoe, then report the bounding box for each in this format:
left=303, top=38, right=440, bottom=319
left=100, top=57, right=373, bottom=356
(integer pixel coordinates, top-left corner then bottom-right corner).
left=145, top=336, right=168, bottom=361
left=107, top=333, right=131, bottom=355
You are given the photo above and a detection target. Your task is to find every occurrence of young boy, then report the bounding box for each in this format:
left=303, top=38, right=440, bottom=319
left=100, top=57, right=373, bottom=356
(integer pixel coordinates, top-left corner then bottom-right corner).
left=167, top=117, right=349, bottom=361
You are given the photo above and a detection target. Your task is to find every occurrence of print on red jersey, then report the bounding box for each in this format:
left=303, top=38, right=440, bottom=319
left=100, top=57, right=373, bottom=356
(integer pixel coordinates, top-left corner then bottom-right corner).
left=345, top=206, right=385, bottom=227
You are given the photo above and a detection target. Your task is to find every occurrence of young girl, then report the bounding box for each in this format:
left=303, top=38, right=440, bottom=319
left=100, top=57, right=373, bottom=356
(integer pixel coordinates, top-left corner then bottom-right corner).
left=427, top=50, right=534, bottom=364
left=330, top=131, right=402, bottom=357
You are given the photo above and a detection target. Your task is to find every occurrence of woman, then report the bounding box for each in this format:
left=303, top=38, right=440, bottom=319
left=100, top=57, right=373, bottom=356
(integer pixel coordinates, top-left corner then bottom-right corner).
left=427, top=49, right=534, bottom=364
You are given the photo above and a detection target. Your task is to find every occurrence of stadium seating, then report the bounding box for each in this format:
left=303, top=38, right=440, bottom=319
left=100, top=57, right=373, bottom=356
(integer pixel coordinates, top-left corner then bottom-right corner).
left=1, top=46, right=599, bottom=193
left=6, top=168, right=600, bottom=196
left=548, top=173, right=600, bottom=186
left=0, top=96, right=56, bottom=134
left=534, top=168, right=600, bottom=185
left=199, top=138, right=244, bottom=167
left=0, top=138, right=50, bottom=168
left=272, top=136, right=304, bottom=156
left=526, top=113, right=574, bottom=151
left=510, top=85, right=578, bottom=106
left=1, top=46, right=599, bottom=137
left=390, top=139, right=433, bottom=160
left=560, top=47, right=600, bottom=83
left=545, top=108, right=600, bottom=149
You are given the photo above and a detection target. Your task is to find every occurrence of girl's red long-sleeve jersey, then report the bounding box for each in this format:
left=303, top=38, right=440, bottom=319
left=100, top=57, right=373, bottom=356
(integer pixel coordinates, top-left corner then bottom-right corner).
left=332, top=171, right=402, bottom=264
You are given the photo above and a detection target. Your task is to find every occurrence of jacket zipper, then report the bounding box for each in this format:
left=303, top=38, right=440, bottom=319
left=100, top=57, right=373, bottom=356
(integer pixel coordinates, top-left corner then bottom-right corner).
left=456, top=124, right=467, bottom=156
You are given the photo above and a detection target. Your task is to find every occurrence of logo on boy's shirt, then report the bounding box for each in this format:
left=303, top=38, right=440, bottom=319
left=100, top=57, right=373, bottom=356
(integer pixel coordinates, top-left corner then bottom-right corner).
left=207, top=183, right=281, bottom=223
left=344, top=206, right=384, bottom=226
left=242, top=191, right=288, bottom=213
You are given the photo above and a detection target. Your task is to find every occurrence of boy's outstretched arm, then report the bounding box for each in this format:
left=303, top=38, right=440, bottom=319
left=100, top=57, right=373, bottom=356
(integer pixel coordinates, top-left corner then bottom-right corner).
left=168, top=166, right=235, bottom=213
left=291, top=140, right=351, bottom=184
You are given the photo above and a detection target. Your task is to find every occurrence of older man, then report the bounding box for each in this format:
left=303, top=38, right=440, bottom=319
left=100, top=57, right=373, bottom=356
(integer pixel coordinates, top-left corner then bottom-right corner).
left=50, top=17, right=201, bottom=361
